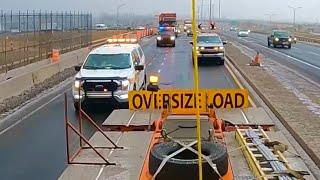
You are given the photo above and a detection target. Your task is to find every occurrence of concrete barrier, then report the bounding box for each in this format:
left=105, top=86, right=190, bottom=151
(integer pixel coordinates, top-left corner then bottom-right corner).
left=0, top=47, right=89, bottom=102
left=0, top=72, right=34, bottom=102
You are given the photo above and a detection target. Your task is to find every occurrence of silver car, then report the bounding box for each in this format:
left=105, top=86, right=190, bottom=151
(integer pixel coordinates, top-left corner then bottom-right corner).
left=191, top=33, right=226, bottom=65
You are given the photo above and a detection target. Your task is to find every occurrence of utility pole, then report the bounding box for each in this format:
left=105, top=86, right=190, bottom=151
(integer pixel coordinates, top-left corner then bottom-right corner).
left=201, top=0, right=204, bottom=22
left=116, top=3, right=126, bottom=29
left=219, top=0, right=221, bottom=19
left=209, top=0, right=212, bottom=22
left=288, top=6, right=302, bottom=29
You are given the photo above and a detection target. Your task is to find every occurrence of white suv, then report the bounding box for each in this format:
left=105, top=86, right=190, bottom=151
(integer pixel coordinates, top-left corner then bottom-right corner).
left=73, top=40, right=146, bottom=109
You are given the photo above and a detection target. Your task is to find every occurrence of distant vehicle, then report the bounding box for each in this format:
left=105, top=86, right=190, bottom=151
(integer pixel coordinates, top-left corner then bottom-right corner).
left=174, top=28, right=181, bottom=37
left=290, top=36, right=297, bottom=44
left=136, top=26, right=146, bottom=30
left=157, top=31, right=176, bottom=47
left=184, top=20, right=192, bottom=32
left=72, top=39, right=146, bottom=110
left=95, top=24, right=107, bottom=30
left=230, top=27, right=238, bottom=31
left=191, top=33, right=226, bottom=65
left=187, top=29, right=193, bottom=36
left=158, top=12, right=177, bottom=34
left=238, top=29, right=250, bottom=37
left=268, top=30, right=292, bottom=49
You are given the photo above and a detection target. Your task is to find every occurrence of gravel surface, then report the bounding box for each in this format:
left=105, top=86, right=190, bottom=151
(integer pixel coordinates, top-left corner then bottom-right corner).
left=225, top=43, right=320, bottom=172
left=0, top=67, right=76, bottom=119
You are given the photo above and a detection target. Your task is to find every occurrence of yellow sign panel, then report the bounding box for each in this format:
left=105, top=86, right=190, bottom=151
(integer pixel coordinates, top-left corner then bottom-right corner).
left=206, top=89, right=249, bottom=109
left=129, top=89, right=249, bottom=113
left=129, top=90, right=206, bottom=114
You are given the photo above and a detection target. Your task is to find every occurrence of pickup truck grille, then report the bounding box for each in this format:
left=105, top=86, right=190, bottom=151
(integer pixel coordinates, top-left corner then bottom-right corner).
left=279, top=38, right=289, bottom=42
left=83, top=81, right=119, bottom=92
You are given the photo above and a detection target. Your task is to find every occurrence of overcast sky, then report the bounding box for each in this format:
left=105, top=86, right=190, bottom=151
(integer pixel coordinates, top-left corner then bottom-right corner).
left=1, top=0, right=319, bottom=23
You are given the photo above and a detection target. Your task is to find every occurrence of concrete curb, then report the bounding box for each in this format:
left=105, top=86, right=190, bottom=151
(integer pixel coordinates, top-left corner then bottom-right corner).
left=225, top=47, right=320, bottom=168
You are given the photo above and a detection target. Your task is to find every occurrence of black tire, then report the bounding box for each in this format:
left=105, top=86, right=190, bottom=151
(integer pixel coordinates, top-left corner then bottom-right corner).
left=267, top=41, right=270, bottom=47
left=288, top=44, right=291, bottom=49
left=149, top=141, right=229, bottom=180
left=172, top=43, right=175, bottom=47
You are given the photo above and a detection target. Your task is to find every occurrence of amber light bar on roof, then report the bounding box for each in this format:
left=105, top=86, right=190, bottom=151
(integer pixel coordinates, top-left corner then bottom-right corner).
left=107, top=38, right=138, bottom=44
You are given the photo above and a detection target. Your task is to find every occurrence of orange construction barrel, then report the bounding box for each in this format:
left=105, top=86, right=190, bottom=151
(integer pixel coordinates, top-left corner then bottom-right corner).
left=51, top=49, right=60, bottom=63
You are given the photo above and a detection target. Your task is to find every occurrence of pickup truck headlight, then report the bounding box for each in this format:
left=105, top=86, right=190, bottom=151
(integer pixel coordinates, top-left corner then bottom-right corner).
left=74, top=80, right=81, bottom=89
left=288, top=38, right=292, bottom=42
left=187, top=30, right=191, bottom=33
left=275, top=37, right=279, bottom=41
left=219, top=46, right=224, bottom=50
left=121, top=80, right=129, bottom=90
left=200, top=47, right=205, bottom=50
left=170, top=36, right=175, bottom=40
left=157, top=36, right=162, bottom=40
left=184, top=26, right=187, bottom=30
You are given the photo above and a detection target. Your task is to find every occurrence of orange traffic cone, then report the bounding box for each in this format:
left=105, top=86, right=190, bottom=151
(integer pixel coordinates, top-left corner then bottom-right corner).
left=250, top=52, right=262, bottom=66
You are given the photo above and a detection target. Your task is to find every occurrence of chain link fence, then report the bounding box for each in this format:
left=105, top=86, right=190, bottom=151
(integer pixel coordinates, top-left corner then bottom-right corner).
left=0, top=11, right=92, bottom=73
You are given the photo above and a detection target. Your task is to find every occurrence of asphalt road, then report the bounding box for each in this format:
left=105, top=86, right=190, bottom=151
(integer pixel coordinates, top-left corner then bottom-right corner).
left=220, top=31, right=320, bottom=84
left=0, top=34, right=236, bottom=180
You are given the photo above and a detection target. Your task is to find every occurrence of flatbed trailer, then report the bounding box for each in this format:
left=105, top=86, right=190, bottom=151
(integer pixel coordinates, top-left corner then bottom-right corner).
left=59, top=107, right=315, bottom=180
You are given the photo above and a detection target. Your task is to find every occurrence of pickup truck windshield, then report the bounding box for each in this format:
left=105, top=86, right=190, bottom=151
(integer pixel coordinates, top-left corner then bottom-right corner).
left=198, top=36, right=221, bottom=44
left=83, top=54, right=131, bottom=70
left=274, top=31, right=290, bottom=38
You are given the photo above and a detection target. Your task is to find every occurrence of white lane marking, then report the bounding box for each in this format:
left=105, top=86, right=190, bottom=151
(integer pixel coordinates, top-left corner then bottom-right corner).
left=158, top=69, right=161, bottom=73
left=308, top=51, right=320, bottom=56
left=248, top=40, right=320, bottom=70
left=95, top=133, right=123, bottom=180
left=126, top=111, right=137, bottom=127
left=240, top=109, right=250, bottom=124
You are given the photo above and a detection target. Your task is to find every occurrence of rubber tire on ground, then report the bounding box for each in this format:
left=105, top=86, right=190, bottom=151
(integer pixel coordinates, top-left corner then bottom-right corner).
left=172, top=43, right=176, bottom=47
left=267, top=41, right=270, bottom=47
left=149, top=141, right=229, bottom=180
left=288, top=44, right=291, bottom=49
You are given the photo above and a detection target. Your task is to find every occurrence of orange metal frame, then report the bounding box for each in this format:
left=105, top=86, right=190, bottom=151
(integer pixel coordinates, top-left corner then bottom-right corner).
left=139, top=110, right=234, bottom=180
left=64, top=93, right=123, bottom=165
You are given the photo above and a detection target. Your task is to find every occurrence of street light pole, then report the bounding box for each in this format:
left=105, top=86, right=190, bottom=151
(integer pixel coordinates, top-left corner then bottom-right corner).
left=265, top=13, right=277, bottom=26
left=288, top=6, right=302, bottom=29
left=116, top=3, right=126, bottom=29
left=219, top=0, right=221, bottom=19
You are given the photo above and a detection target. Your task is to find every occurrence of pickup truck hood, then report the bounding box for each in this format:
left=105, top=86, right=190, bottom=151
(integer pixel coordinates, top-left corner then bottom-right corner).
left=75, top=68, right=133, bottom=79
left=197, top=42, right=223, bottom=47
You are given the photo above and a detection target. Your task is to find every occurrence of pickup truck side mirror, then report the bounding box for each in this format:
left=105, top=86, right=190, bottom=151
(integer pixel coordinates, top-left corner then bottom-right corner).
left=222, top=41, right=228, bottom=45
left=134, top=65, right=144, bottom=71
left=270, top=35, right=274, bottom=37
left=189, top=41, right=193, bottom=45
left=75, top=65, right=81, bottom=72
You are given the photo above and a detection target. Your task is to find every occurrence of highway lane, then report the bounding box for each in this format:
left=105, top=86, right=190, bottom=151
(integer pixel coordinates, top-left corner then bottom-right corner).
left=0, top=34, right=236, bottom=180
left=220, top=30, right=320, bottom=84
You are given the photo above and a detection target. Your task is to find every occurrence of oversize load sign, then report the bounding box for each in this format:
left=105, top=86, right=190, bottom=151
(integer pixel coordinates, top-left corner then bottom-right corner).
left=129, top=89, right=248, bottom=113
